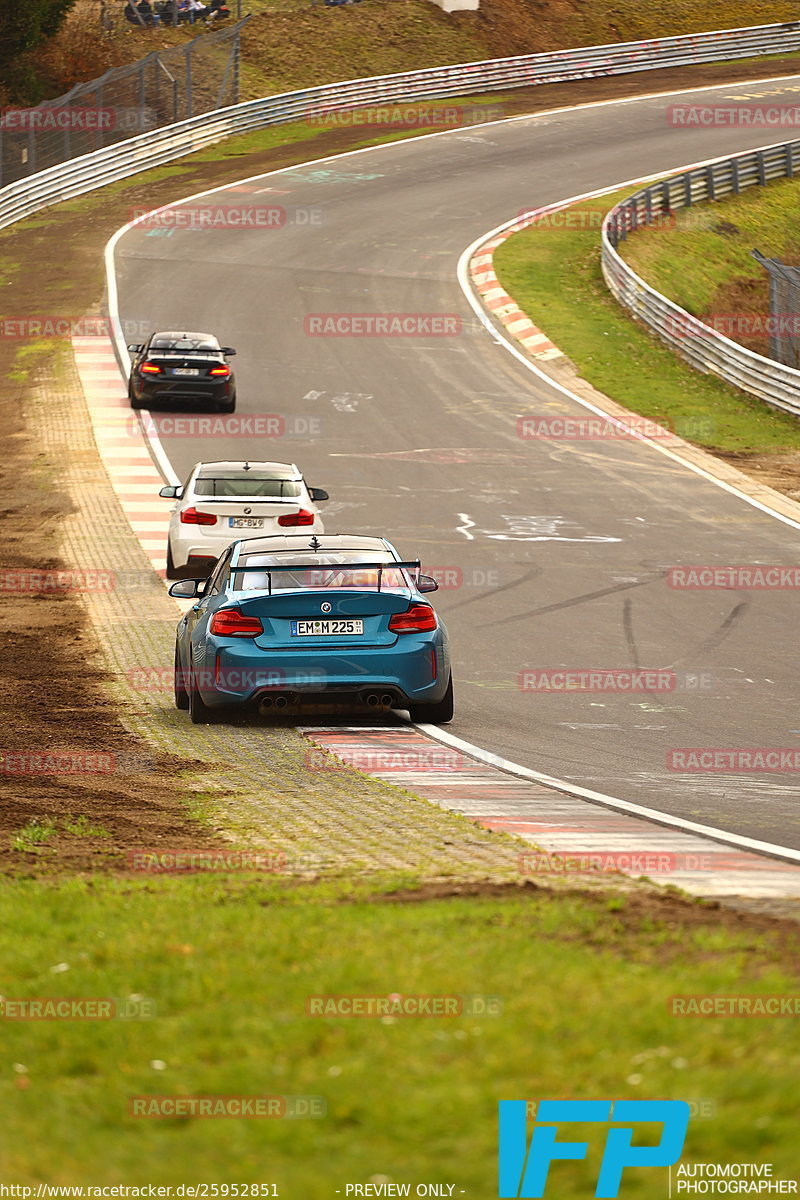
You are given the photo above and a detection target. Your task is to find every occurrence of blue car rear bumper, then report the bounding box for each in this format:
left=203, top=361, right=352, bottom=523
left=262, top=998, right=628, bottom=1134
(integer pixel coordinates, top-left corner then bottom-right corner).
left=190, top=633, right=449, bottom=709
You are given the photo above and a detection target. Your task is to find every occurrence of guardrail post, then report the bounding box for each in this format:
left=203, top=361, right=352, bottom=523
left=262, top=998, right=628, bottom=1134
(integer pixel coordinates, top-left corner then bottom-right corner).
left=138, top=60, right=147, bottom=140
left=185, top=44, right=193, bottom=120
left=644, top=187, right=653, bottom=226
left=786, top=143, right=794, bottom=178
left=757, top=150, right=766, bottom=185
left=731, top=158, right=740, bottom=194
left=233, top=25, right=241, bottom=105
left=706, top=163, right=716, bottom=201
left=684, top=174, right=692, bottom=206
left=96, top=86, right=105, bottom=150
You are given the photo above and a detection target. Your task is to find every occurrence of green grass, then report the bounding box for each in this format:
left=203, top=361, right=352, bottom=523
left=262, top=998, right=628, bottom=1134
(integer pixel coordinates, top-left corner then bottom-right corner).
left=60, top=815, right=111, bottom=839
left=1, top=876, right=798, bottom=1190
left=11, top=818, right=58, bottom=854
left=621, top=174, right=800, bottom=314
left=493, top=189, right=800, bottom=454
left=10, top=815, right=112, bottom=854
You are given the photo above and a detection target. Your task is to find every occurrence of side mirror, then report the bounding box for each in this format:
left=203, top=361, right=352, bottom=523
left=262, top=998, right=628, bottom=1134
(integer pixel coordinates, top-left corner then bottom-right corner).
left=308, top=487, right=329, bottom=502
left=159, top=485, right=180, bottom=498
left=221, top=347, right=237, bottom=356
left=127, top=343, right=144, bottom=353
left=168, top=578, right=205, bottom=598
left=418, top=574, right=439, bottom=593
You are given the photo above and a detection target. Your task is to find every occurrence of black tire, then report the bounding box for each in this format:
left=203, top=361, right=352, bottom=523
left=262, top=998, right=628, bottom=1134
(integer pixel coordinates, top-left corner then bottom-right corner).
left=188, top=669, right=215, bottom=724
left=174, top=643, right=189, bottom=710
left=408, top=674, right=454, bottom=725
left=166, top=541, right=180, bottom=580
left=217, top=400, right=236, bottom=414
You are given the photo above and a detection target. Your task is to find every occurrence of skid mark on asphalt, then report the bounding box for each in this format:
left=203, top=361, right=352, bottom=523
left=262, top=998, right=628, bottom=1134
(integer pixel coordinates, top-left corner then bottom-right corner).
left=303, top=727, right=800, bottom=898
left=492, top=575, right=660, bottom=626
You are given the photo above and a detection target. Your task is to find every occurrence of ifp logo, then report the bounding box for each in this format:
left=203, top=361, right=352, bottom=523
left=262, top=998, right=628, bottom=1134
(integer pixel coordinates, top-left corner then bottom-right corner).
left=498, top=1100, right=690, bottom=1198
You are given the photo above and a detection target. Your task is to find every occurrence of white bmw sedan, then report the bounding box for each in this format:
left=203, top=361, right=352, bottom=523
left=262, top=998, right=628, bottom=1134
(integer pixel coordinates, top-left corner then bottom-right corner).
left=160, top=460, right=329, bottom=578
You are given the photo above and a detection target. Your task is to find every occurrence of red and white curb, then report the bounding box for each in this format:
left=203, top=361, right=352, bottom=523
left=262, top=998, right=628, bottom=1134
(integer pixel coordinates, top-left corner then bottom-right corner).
left=302, top=727, right=800, bottom=899
left=73, top=335, right=171, bottom=577
left=469, top=213, right=564, bottom=361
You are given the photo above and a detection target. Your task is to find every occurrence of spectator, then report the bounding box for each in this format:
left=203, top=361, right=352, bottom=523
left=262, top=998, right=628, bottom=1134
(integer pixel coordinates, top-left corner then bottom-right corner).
left=208, top=0, right=231, bottom=19
left=187, top=0, right=209, bottom=21
left=136, top=0, right=155, bottom=23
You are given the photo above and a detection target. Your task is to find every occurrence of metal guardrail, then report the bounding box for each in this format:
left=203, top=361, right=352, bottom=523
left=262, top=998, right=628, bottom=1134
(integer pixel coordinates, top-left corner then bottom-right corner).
left=2, top=21, right=800, bottom=233
left=603, top=141, right=800, bottom=418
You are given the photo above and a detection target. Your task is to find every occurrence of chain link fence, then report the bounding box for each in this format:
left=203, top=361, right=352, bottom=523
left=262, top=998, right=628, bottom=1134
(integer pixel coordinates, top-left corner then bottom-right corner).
left=0, top=17, right=249, bottom=188
left=752, top=249, right=800, bottom=371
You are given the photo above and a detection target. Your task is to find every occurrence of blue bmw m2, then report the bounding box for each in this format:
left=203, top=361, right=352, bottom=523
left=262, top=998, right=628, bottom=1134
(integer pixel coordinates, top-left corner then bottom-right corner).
left=169, top=533, right=453, bottom=725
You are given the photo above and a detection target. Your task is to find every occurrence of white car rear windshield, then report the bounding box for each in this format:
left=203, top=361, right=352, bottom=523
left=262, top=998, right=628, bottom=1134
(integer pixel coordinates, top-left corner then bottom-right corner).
left=194, top=477, right=302, bottom=499
left=151, top=337, right=219, bottom=353
left=232, top=552, right=410, bottom=592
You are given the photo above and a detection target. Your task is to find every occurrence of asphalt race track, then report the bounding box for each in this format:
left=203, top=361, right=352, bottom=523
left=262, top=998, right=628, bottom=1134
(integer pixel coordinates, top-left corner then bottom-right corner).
left=113, top=76, right=800, bottom=850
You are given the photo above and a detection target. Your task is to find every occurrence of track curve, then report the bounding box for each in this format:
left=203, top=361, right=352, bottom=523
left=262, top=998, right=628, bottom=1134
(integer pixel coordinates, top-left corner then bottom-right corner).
left=112, top=76, right=800, bottom=849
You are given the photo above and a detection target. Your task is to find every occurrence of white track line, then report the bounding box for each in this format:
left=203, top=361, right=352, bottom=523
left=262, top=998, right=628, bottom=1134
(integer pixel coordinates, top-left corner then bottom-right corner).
left=416, top=723, right=800, bottom=866
left=101, top=71, right=800, bottom=866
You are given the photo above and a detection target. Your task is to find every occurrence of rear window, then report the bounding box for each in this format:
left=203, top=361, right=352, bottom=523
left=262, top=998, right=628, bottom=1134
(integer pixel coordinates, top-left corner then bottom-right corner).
left=232, top=552, right=410, bottom=593
left=194, top=476, right=301, bottom=499
left=151, top=336, right=219, bottom=353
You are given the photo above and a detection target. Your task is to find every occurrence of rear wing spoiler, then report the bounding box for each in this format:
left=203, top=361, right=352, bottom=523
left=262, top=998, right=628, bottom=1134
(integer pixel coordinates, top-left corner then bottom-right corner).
left=231, top=561, right=422, bottom=595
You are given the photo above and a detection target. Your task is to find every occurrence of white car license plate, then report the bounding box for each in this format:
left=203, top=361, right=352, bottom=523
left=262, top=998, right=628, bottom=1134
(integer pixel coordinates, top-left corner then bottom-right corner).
left=291, top=619, right=364, bottom=637
left=228, top=517, right=264, bottom=529
left=172, top=368, right=200, bottom=376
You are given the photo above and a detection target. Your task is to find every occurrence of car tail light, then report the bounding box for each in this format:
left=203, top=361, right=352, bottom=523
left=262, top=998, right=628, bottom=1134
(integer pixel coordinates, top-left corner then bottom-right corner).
left=208, top=365, right=231, bottom=377
left=210, top=608, right=263, bottom=638
left=139, top=361, right=161, bottom=374
left=388, top=604, right=437, bottom=634
left=278, top=509, right=314, bottom=527
left=180, top=507, right=217, bottom=526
